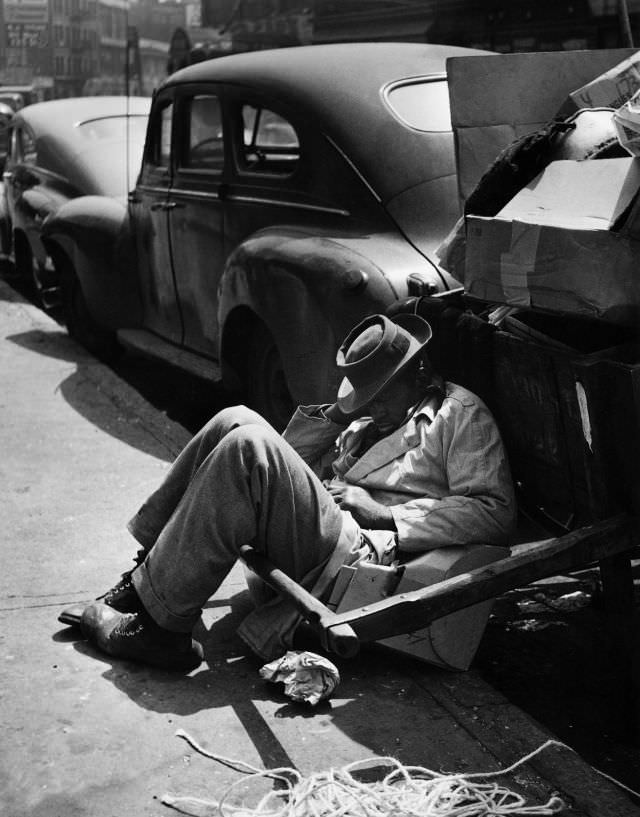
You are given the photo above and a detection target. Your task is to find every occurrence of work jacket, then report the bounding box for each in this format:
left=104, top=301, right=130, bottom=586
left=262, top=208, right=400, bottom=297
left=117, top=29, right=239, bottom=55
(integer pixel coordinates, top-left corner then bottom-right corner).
left=288, top=380, right=516, bottom=552
left=237, top=381, right=516, bottom=660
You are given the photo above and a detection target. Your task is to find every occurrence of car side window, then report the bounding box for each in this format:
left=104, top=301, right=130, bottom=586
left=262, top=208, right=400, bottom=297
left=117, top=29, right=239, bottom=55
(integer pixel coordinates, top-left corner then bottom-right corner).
left=144, top=100, right=173, bottom=170
left=182, top=94, right=224, bottom=171
left=158, top=104, right=173, bottom=167
left=240, top=105, right=299, bottom=175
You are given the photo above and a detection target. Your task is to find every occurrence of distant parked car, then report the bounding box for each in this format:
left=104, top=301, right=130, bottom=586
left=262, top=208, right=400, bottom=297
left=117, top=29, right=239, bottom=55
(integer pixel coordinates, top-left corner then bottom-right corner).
left=42, top=43, right=491, bottom=428
left=0, top=92, right=25, bottom=113
left=0, top=102, right=12, bottom=166
left=1, top=96, right=150, bottom=304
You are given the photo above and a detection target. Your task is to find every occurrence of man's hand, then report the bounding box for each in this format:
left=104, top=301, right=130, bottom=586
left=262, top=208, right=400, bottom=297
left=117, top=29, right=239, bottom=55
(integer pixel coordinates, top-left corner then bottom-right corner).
left=327, top=484, right=395, bottom=530
left=323, top=402, right=366, bottom=425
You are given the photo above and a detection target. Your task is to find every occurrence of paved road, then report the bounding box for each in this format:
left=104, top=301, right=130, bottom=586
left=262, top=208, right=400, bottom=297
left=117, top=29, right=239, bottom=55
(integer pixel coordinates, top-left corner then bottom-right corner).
left=1, top=278, right=638, bottom=816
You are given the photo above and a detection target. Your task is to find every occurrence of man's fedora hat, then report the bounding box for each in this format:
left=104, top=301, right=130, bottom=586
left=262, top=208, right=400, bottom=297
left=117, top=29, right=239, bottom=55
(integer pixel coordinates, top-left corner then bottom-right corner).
left=336, top=313, right=432, bottom=413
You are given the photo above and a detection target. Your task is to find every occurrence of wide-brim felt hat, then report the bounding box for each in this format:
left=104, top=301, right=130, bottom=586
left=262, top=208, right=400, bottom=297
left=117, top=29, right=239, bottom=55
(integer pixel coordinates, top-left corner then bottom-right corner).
left=336, top=313, right=432, bottom=413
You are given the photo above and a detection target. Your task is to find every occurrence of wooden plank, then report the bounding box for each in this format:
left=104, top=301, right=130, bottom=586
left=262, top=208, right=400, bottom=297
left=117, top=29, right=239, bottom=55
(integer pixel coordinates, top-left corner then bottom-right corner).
left=330, top=514, right=638, bottom=643
left=238, top=545, right=360, bottom=657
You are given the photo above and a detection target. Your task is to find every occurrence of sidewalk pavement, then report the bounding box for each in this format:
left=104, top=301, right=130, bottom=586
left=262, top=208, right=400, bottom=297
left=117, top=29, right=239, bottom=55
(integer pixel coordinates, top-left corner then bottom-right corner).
left=0, top=278, right=638, bottom=817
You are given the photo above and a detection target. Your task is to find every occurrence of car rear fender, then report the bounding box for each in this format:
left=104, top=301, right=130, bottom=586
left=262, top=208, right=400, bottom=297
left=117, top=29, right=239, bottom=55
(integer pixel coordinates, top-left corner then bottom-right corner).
left=219, top=230, right=404, bottom=404
left=42, top=195, right=142, bottom=328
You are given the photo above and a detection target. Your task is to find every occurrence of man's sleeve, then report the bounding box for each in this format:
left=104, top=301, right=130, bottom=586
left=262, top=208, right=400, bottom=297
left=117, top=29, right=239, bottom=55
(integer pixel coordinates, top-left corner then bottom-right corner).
left=282, top=405, right=346, bottom=474
left=390, top=399, right=517, bottom=551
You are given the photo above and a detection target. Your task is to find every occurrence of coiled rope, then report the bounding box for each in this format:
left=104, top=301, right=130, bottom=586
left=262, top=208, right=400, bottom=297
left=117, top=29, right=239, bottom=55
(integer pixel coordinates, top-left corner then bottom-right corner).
left=161, top=730, right=569, bottom=817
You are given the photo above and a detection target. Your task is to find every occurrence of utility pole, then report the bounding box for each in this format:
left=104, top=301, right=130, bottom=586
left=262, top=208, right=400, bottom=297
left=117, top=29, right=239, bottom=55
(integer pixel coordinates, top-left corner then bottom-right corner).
left=619, top=0, right=634, bottom=47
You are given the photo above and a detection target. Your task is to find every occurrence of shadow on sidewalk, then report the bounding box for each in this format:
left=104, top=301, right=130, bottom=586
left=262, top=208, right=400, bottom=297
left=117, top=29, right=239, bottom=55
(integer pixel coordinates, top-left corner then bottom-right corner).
left=50, top=588, right=474, bottom=775
left=6, top=328, right=180, bottom=462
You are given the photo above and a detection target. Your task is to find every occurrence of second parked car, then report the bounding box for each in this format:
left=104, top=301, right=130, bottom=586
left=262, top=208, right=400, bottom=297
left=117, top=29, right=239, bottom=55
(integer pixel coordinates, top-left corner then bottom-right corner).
left=1, top=96, right=150, bottom=304
left=43, top=43, right=491, bottom=428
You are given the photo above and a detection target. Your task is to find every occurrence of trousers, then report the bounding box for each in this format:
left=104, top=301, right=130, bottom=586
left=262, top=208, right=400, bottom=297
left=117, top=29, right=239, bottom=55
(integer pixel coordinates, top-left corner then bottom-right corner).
left=128, top=406, right=358, bottom=645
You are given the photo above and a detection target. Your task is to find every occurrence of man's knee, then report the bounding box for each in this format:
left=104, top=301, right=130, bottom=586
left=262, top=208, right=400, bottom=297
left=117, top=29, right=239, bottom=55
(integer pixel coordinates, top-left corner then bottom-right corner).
left=203, top=405, right=269, bottom=438
left=216, top=422, right=284, bottom=468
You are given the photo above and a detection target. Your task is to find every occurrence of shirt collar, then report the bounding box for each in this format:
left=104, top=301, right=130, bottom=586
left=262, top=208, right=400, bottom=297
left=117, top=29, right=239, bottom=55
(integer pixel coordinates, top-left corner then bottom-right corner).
left=413, top=375, right=446, bottom=424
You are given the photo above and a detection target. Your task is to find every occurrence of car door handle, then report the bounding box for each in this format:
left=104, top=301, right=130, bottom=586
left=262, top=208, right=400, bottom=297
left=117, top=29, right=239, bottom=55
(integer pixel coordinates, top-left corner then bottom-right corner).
left=150, top=201, right=183, bottom=211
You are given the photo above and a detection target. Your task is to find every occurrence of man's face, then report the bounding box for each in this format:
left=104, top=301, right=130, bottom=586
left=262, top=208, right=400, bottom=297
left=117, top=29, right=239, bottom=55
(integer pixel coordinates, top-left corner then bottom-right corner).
left=366, top=375, right=417, bottom=434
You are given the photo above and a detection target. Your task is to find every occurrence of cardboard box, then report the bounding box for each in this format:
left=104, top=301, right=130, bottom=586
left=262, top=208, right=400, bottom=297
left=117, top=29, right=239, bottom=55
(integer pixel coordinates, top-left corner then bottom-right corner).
left=498, top=157, right=640, bottom=228
left=464, top=157, right=640, bottom=324
left=328, top=546, right=506, bottom=671
left=446, top=49, right=636, bottom=202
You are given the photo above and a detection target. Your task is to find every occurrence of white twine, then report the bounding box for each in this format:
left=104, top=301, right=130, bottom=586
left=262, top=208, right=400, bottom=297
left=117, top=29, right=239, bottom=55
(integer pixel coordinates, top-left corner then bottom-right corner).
left=161, top=730, right=571, bottom=817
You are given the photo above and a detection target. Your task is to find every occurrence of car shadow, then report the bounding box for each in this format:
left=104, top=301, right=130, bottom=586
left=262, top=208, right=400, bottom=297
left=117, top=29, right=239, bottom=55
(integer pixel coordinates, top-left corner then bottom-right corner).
left=5, top=327, right=191, bottom=462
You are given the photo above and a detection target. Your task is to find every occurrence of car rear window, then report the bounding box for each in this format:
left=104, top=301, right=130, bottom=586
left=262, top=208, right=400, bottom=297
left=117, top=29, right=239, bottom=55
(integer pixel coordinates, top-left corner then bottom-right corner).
left=240, top=105, right=299, bottom=174
left=384, top=79, right=452, bottom=132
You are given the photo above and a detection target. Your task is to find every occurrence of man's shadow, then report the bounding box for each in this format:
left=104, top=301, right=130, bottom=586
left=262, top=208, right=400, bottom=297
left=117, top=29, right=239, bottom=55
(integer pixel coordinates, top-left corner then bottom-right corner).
left=53, top=586, right=451, bottom=769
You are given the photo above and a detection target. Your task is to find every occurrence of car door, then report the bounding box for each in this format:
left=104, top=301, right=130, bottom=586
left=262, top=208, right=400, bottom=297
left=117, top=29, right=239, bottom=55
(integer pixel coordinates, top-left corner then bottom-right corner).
left=222, top=96, right=309, bottom=254
left=167, top=89, right=226, bottom=357
left=130, top=89, right=182, bottom=344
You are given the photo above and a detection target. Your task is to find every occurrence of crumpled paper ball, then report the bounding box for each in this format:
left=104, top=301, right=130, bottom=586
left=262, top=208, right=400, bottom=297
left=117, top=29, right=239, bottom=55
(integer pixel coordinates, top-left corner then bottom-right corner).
left=259, top=650, right=340, bottom=705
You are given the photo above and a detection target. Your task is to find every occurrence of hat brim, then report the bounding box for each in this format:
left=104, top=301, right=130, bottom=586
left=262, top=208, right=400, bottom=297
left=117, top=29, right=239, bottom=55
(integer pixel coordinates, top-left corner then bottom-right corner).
left=337, top=313, right=432, bottom=413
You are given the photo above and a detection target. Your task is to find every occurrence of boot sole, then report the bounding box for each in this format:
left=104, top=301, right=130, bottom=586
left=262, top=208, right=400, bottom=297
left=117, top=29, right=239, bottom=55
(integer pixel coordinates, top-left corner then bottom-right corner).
left=58, top=603, right=85, bottom=627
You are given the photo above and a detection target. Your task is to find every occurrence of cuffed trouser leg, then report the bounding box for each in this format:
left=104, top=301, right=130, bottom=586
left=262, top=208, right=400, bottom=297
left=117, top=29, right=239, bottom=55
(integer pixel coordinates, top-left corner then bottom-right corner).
left=132, top=421, right=346, bottom=633
left=127, top=406, right=269, bottom=549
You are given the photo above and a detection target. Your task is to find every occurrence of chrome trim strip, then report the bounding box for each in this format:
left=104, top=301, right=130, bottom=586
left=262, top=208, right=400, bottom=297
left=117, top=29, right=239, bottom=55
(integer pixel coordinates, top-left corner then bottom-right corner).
left=165, top=187, right=350, bottom=216
left=136, top=184, right=171, bottom=197
left=324, top=133, right=380, bottom=203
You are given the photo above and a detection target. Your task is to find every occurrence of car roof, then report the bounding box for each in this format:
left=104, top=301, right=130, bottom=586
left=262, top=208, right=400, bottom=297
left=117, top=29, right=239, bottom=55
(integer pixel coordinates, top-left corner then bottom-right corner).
left=161, top=43, right=494, bottom=203
left=12, top=96, right=151, bottom=196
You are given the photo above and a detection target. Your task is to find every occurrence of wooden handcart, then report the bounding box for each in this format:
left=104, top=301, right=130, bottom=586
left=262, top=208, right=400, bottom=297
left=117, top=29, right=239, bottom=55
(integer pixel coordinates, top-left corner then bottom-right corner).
left=243, top=293, right=640, bottom=730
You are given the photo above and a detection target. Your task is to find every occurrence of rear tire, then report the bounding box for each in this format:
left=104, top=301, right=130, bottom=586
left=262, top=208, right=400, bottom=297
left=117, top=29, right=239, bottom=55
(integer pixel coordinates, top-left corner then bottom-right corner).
left=61, top=267, right=121, bottom=361
left=245, top=323, right=295, bottom=431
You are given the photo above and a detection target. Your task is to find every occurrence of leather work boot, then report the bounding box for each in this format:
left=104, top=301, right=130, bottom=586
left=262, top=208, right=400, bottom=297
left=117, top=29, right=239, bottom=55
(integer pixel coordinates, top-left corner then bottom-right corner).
left=58, top=546, right=147, bottom=627
left=98, top=570, right=142, bottom=613
left=80, top=602, right=203, bottom=672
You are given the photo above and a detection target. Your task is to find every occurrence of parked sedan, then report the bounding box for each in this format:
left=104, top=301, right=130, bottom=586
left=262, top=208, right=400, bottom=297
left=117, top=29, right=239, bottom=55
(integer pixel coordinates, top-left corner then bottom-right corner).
left=1, top=96, right=150, bottom=304
left=42, top=43, right=490, bottom=428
